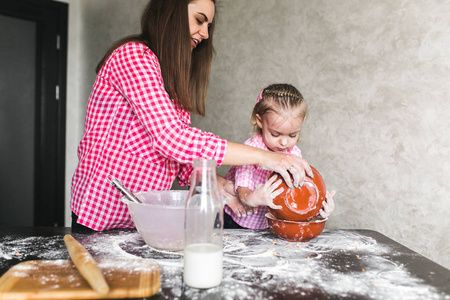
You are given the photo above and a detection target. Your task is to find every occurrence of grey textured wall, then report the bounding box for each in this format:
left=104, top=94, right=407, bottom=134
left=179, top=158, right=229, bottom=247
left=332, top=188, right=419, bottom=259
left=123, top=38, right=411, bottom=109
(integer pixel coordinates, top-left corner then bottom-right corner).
left=193, top=0, right=450, bottom=269
left=63, top=0, right=450, bottom=269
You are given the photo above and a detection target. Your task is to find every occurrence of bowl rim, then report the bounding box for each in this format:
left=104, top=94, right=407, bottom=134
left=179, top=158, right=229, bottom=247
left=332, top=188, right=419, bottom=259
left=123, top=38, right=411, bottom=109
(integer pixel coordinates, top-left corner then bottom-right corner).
left=283, top=179, right=320, bottom=215
left=265, top=212, right=327, bottom=224
left=120, top=190, right=188, bottom=208
left=120, top=197, right=186, bottom=209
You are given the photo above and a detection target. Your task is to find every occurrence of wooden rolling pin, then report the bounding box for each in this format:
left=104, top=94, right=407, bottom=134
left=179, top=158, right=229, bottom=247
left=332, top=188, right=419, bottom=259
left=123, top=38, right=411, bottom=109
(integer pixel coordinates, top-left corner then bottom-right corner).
left=64, top=234, right=110, bottom=296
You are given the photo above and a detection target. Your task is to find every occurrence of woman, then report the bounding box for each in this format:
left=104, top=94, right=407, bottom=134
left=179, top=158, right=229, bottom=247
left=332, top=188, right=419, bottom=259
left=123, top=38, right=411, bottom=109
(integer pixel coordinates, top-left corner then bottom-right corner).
left=71, top=0, right=312, bottom=231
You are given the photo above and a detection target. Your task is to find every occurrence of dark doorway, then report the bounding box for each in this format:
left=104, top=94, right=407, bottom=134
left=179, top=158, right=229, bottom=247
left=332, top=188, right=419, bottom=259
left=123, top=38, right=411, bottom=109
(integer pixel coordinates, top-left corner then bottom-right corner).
left=0, top=0, right=67, bottom=226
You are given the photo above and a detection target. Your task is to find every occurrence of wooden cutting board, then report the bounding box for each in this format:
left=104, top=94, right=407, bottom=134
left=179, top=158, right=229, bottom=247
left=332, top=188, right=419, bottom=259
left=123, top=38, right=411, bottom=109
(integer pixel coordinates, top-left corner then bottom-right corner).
left=0, top=259, right=160, bottom=300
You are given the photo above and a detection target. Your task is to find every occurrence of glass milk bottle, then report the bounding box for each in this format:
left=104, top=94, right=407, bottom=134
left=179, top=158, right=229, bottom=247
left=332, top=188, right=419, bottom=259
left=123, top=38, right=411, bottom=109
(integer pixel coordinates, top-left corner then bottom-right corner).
left=184, top=159, right=223, bottom=289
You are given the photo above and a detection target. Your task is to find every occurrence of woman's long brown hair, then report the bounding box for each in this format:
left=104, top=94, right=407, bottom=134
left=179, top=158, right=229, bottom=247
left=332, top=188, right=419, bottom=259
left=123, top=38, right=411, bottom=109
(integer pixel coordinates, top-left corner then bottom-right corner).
left=95, top=0, right=216, bottom=116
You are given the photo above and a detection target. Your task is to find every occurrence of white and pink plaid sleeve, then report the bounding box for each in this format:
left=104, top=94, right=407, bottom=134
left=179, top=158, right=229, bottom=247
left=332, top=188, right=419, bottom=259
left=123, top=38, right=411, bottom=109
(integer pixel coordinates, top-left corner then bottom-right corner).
left=71, top=43, right=227, bottom=231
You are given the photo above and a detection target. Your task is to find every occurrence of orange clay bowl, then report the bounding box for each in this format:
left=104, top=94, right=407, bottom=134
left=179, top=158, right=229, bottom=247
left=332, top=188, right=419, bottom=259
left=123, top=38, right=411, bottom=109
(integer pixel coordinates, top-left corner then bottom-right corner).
left=266, top=212, right=327, bottom=242
left=268, top=166, right=326, bottom=222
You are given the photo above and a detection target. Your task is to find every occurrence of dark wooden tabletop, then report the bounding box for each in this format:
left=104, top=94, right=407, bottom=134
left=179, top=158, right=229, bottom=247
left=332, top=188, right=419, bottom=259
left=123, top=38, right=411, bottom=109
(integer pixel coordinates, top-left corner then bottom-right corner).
left=0, top=226, right=449, bottom=299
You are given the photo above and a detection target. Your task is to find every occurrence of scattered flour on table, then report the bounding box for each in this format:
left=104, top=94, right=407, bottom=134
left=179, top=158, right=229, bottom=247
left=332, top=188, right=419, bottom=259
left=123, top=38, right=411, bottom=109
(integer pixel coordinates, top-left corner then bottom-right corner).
left=114, top=230, right=448, bottom=300
left=0, top=231, right=158, bottom=291
left=0, top=235, right=67, bottom=270
left=1, top=229, right=448, bottom=299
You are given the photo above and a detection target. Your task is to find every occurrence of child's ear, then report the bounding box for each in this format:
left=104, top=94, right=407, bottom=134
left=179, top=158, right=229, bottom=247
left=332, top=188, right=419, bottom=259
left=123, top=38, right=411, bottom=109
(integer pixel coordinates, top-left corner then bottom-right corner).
left=256, top=114, right=263, bottom=129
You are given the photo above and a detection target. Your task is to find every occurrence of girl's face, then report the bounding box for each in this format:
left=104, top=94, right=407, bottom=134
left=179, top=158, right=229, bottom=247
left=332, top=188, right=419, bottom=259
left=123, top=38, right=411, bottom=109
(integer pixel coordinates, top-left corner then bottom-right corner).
left=188, top=0, right=215, bottom=51
left=256, top=106, right=304, bottom=153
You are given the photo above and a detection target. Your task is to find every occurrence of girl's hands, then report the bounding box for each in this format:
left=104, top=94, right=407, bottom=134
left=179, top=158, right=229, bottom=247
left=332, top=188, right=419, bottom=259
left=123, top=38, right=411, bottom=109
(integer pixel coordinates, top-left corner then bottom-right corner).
left=226, top=198, right=257, bottom=218
left=239, top=175, right=284, bottom=210
left=216, top=175, right=239, bottom=202
left=217, top=176, right=237, bottom=201
left=217, top=174, right=256, bottom=217
left=319, top=190, right=336, bottom=218
left=259, top=152, right=313, bottom=189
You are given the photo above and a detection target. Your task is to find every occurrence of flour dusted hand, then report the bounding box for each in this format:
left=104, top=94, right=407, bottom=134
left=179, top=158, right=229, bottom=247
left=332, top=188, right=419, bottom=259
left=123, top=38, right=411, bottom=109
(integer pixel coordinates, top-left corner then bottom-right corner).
left=217, top=176, right=238, bottom=204
left=218, top=175, right=256, bottom=217
left=226, top=198, right=257, bottom=217
left=259, top=152, right=312, bottom=189
left=319, top=190, right=336, bottom=218
left=239, top=175, right=284, bottom=210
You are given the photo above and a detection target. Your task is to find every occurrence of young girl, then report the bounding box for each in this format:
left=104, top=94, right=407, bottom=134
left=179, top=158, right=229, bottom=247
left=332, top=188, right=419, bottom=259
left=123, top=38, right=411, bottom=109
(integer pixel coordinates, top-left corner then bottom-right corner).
left=224, top=84, right=336, bottom=229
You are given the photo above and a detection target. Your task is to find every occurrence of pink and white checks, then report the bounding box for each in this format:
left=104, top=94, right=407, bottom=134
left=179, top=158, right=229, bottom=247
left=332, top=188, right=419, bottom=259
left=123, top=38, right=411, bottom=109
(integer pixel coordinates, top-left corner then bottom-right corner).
left=225, top=135, right=302, bottom=229
left=71, top=43, right=227, bottom=231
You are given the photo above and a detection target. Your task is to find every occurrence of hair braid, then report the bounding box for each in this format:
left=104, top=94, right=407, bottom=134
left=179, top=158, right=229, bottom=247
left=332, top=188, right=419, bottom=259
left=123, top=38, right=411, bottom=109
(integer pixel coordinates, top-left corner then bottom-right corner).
left=251, top=83, right=307, bottom=135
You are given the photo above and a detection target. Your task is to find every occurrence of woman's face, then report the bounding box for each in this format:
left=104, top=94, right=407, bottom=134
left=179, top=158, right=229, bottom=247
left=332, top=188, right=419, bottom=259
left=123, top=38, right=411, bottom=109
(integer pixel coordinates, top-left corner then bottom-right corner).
left=188, top=0, right=215, bottom=51
left=256, top=107, right=304, bottom=153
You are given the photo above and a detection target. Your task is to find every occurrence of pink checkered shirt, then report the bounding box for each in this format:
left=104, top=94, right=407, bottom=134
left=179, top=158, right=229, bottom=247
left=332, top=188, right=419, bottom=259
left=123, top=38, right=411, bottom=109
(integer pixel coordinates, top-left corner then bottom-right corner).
left=71, top=42, right=227, bottom=231
left=225, top=134, right=302, bottom=229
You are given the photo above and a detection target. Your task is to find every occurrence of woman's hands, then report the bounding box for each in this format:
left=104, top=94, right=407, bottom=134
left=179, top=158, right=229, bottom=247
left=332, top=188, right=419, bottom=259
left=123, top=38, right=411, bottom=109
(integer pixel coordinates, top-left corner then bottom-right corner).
left=319, top=190, right=336, bottom=218
left=223, top=142, right=313, bottom=189
left=259, top=152, right=313, bottom=189
left=222, top=173, right=336, bottom=220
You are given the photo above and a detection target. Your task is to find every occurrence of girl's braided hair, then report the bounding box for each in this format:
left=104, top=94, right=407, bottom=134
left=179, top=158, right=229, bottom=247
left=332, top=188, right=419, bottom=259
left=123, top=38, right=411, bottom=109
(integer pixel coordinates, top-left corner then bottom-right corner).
left=251, top=83, right=307, bottom=135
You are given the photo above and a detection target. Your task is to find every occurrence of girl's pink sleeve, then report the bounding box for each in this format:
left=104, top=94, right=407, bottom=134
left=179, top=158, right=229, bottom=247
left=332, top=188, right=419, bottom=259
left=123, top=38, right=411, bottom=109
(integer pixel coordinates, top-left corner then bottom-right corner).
left=233, top=164, right=258, bottom=191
